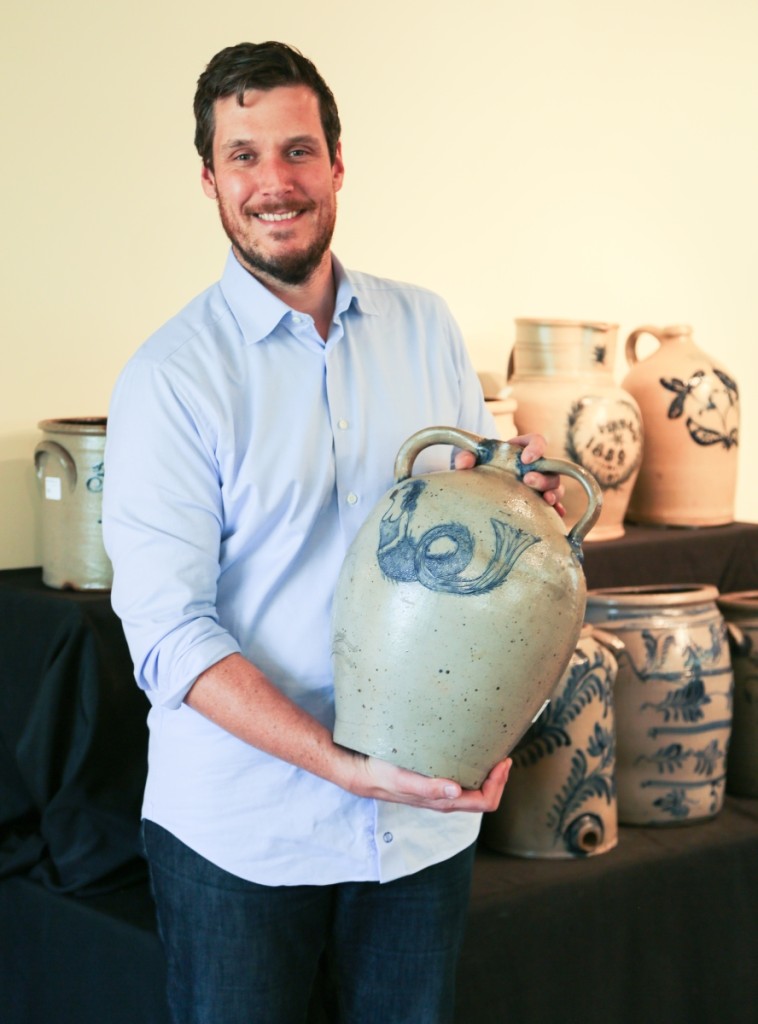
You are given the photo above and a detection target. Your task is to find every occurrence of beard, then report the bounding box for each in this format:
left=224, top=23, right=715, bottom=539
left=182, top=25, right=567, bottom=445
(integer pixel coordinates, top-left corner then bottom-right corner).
left=216, top=196, right=337, bottom=287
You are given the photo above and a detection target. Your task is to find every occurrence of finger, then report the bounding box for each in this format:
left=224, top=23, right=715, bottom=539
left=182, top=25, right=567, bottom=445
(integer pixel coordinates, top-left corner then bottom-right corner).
left=454, top=450, right=477, bottom=471
left=437, top=759, right=511, bottom=813
left=522, top=471, right=562, bottom=494
left=507, top=433, right=545, bottom=464
left=364, top=757, right=463, bottom=802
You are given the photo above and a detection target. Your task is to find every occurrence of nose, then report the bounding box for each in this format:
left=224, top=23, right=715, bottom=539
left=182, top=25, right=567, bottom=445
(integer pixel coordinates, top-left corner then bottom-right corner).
left=257, top=154, right=294, bottom=196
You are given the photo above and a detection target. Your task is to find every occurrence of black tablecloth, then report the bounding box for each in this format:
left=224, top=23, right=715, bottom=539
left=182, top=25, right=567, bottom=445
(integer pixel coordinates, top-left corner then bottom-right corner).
left=582, top=520, right=758, bottom=592
left=0, top=568, right=148, bottom=895
left=459, top=795, right=758, bottom=1023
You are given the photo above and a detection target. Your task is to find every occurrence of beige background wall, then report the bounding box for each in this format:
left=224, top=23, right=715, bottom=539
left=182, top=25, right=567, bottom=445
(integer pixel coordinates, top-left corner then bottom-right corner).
left=2, top=0, right=756, bottom=568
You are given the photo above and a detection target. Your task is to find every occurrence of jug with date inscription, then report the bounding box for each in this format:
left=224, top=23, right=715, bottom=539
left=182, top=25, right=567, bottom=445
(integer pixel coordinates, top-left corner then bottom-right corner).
left=508, top=318, right=643, bottom=541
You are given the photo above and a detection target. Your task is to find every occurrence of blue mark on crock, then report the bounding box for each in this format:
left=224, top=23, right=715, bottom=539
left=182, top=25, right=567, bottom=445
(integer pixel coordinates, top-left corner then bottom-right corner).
left=376, top=478, right=539, bottom=596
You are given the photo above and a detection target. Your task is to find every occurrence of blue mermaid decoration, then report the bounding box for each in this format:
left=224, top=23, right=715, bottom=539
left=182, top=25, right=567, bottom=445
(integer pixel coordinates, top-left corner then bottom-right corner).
left=376, top=479, right=539, bottom=596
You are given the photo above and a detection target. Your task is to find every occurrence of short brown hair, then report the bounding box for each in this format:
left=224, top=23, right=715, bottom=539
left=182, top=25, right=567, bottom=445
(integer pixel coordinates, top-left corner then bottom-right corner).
left=193, top=41, right=342, bottom=169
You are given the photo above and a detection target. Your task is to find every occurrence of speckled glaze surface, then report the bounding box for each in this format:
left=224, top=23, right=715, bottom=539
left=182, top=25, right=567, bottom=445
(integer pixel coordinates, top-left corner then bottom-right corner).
left=331, top=427, right=602, bottom=789
left=34, top=418, right=112, bottom=591
left=585, top=585, right=733, bottom=825
left=481, top=624, right=620, bottom=858
left=716, top=591, right=758, bottom=797
left=508, top=318, right=643, bottom=542
left=623, top=325, right=739, bottom=526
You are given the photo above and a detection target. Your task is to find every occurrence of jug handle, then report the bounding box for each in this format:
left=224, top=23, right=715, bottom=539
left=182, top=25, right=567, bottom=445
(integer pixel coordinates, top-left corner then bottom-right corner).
left=393, top=426, right=603, bottom=550
left=625, top=325, right=664, bottom=366
left=34, top=441, right=78, bottom=492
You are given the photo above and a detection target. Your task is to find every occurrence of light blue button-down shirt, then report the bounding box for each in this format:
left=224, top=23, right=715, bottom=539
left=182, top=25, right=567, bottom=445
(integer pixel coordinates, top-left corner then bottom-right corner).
left=103, top=250, right=496, bottom=885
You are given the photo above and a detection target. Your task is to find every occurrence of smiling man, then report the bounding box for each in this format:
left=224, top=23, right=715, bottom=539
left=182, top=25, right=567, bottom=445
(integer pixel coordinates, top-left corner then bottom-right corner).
left=103, top=41, right=562, bottom=1024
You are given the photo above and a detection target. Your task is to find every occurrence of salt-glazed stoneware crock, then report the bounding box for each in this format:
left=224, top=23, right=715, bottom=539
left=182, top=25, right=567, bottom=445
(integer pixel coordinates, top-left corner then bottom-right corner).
left=481, top=624, right=622, bottom=858
left=585, top=584, right=734, bottom=825
left=508, top=318, right=644, bottom=542
left=331, top=426, right=602, bottom=789
left=34, top=418, right=113, bottom=591
left=622, top=324, right=739, bottom=526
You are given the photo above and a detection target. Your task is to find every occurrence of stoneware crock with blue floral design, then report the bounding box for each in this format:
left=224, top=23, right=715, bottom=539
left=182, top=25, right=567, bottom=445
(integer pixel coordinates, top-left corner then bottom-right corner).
left=481, top=624, right=621, bottom=858
left=331, top=426, right=602, bottom=789
left=585, top=584, right=734, bottom=825
left=622, top=324, right=739, bottom=526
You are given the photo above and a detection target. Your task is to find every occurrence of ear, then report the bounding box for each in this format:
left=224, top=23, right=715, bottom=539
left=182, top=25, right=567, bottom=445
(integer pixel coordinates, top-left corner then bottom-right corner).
left=332, top=141, right=345, bottom=193
left=201, top=163, right=218, bottom=199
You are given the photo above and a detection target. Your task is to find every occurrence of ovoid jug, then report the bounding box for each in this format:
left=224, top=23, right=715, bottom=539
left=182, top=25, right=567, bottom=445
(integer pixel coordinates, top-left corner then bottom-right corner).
left=331, top=426, right=602, bottom=789
left=481, top=624, right=621, bottom=858
left=622, top=324, right=739, bottom=526
left=508, top=318, right=643, bottom=542
left=717, top=591, right=758, bottom=797
left=585, top=584, right=733, bottom=825
left=34, top=418, right=112, bottom=590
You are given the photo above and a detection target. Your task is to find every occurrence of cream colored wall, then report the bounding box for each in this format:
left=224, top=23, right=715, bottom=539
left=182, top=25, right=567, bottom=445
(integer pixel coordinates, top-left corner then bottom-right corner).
left=2, top=0, right=757, bottom=568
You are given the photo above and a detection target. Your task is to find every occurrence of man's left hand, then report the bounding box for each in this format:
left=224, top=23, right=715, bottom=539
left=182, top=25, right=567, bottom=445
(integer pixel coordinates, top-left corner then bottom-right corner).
left=454, top=431, right=566, bottom=517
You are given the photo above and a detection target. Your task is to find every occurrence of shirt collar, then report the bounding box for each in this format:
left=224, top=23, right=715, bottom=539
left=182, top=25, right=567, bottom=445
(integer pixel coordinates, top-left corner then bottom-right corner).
left=218, top=249, right=378, bottom=346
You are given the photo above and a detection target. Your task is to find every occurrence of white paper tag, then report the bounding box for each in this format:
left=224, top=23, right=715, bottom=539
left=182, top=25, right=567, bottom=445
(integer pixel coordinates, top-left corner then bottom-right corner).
left=45, top=477, right=62, bottom=500
left=531, top=698, right=551, bottom=723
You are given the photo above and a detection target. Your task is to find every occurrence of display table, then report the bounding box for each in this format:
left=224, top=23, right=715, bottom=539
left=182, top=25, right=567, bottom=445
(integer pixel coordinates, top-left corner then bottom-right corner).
left=582, top=519, right=758, bottom=591
left=1, top=523, right=757, bottom=1023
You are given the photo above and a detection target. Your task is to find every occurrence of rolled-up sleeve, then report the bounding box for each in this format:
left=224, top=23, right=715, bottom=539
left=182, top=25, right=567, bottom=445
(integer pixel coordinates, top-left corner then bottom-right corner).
left=103, top=355, right=240, bottom=709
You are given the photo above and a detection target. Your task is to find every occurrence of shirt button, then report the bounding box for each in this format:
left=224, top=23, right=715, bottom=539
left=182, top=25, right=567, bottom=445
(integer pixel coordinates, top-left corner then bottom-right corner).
left=337, top=419, right=349, bottom=430
left=292, top=315, right=302, bottom=324
left=346, top=492, right=358, bottom=505
left=383, top=832, right=394, bottom=844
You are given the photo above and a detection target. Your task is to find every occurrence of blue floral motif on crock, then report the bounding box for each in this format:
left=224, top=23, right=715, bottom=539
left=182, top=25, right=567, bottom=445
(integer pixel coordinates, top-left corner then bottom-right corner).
left=376, top=478, right=540, bottom=596
left=636, top=738, right=727, bottom=778
left=626, top=624, right=727, bottom=683
left=660, top=367, right=739, bottom=449
left=625, top=622, right=733, bottom=820
left=512, top=646, right=616, bottom=853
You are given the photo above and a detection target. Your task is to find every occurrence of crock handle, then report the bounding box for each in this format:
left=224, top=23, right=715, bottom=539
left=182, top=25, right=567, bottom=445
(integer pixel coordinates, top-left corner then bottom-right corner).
left=393, top=426, right=603, bottom=549
left=34, top=441, right=78, bottom=492
left=525, top=456, right=603, bottom=548
left=625, top=325, right=663, bottom=367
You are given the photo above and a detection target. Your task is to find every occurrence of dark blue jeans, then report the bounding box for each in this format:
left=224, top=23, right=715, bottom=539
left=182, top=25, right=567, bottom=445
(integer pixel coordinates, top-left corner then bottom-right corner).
left=143, top=820, right=475, bottom=1024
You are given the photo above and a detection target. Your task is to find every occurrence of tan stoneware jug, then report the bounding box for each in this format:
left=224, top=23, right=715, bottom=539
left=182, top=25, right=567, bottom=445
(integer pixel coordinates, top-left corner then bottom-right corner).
left=585, top=584, right=733, bottom=825
left=34, top=418, right=113, bottom=590
left=622, top=324, right=739, bottom=526
left=481, top=624, right=621, bottom=858
left=508, top=318, right=643, bottom=542
left=331, top=426, right=602, bottom=789
left=716, top=591, right=758, bottom=797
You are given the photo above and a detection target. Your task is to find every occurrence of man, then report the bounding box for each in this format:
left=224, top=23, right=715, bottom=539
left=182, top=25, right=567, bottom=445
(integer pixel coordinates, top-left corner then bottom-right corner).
left=103, top=41, right=563, bottom=1024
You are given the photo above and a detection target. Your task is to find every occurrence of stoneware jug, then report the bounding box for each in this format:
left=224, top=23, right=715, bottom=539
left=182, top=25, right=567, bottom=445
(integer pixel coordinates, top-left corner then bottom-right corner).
left=331, top=426, right=602, bottom=789
left=508, top=318, right=643, bottom=542
left=716, top=591, right=758, bottom=797
left=622, top=324, right=739, bottom=526
left=585, top=584, right=733, bottom=825
left=481, top=624, right=621, bottom=858
left=34, top=417, right=113, bottom=590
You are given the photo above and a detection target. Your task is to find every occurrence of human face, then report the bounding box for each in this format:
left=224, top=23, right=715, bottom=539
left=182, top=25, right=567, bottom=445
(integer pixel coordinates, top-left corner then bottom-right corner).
left=201, top=85, right=344, bottom=289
